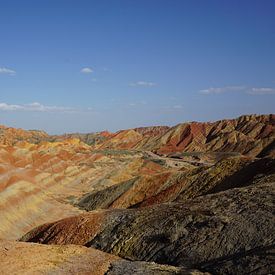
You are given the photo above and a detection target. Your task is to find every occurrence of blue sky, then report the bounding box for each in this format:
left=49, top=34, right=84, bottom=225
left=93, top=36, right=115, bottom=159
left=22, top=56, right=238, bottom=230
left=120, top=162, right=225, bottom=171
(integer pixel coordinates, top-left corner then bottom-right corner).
left=0, top=0, right=274, bottom=134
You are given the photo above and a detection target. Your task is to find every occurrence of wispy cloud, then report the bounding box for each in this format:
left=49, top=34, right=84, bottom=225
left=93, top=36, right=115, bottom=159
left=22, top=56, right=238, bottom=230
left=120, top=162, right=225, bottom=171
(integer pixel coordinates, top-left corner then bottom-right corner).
left=247, top=87, right=275, bottom=95
left=199, top=86, right=245, bottom=94
left=129, top=81, right=157, bottom=87
left=81, top=67, right=93, bottom=74
left=0, top=102, right=77, bottom=113
left=173, top=105, right=183, bottom=109
left=199, top=86, right=275, bottom=95
left=0, top=67, right=16, bottom=76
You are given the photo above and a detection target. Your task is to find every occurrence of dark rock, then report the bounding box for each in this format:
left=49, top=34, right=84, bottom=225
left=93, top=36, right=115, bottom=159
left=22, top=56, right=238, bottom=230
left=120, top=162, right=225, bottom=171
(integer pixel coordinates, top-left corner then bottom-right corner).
left=21, top=181, right=275, bottom=274
left=77, top=177, right=137, bottom=210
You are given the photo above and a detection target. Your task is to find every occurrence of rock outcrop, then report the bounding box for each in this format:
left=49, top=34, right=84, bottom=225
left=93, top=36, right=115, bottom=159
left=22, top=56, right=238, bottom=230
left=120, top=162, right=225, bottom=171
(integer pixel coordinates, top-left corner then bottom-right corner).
left=21, top=181, right=275, bottom=274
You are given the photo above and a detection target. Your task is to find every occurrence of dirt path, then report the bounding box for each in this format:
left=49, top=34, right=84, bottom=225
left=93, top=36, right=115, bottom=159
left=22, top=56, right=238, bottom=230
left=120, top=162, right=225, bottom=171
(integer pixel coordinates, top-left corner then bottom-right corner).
left=144, top=151, right=212, bottom=168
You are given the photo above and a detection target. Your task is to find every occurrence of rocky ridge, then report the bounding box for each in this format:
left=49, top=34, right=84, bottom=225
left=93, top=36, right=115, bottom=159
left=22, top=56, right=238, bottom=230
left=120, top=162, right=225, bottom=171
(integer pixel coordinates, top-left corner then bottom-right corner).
left=21, top=181, right=275, bottom=275
left=97, top=114, right=275, bottom=158
left=0, top=114, right=274, bottom=274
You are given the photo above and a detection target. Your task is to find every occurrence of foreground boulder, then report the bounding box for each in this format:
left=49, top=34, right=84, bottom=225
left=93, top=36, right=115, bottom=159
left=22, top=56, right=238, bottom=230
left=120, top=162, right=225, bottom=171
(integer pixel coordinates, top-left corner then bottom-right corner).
left=21, top=181, right=275, bottom=274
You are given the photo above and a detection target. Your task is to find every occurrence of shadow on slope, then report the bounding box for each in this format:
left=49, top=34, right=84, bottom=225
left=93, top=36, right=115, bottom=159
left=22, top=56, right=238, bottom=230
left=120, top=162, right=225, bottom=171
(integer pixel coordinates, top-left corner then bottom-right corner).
left=21, top=181, right=275, bottom=275
left=75, top=157, right=275, bottom=210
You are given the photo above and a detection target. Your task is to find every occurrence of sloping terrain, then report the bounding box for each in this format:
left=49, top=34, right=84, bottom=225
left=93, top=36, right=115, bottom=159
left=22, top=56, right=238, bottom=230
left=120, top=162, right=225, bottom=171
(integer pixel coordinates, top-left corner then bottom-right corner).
left=1, top=240, right=205, bottom=275
left=0, top=125, right=48, bottom=145
left=76, top=156, right=274, bottom=210
left=1, top=115, right=274, bottom=158
left=49, top=130, right=113, bottom=145
left=0, top=114, right=274, bottom=274
left=97, top=114, right=275, bottom=158
left=21, top=181, right=275, bottom=275
left=0, top=138, right=172, bottom=239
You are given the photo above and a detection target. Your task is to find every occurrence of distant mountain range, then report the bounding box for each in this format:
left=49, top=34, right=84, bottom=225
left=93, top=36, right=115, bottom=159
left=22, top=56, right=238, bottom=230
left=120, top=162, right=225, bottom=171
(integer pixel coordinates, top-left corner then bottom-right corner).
left=1, top=114, right=274, bottom=157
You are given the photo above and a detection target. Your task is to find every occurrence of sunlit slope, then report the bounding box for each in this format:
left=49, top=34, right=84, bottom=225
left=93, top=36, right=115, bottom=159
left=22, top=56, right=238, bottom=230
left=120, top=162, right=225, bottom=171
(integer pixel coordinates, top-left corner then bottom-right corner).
left=1, top=240, right=203, bottom=275
left=0, top=125, right=48, bottom=145
left=97, top=114, right=275, bottom=157
left=0, top=139, right=170, bottom=240
left=0, top=114, right=274, bottom=241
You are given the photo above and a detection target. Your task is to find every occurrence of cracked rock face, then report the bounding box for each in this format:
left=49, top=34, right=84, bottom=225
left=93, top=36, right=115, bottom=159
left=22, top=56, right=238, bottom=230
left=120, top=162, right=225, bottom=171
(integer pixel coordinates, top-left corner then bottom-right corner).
left=21, top=181, right=275, bottom=274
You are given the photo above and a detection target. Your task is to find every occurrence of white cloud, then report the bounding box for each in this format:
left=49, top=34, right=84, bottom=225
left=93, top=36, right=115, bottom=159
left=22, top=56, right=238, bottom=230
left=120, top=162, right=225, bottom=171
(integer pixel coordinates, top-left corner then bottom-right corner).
left=0, top=102, right=76, bottom=113
left=199, top=85, right=275, bottom=95
left=199, top=86, right=245, bottom=94
left=0, top=103, right=22, bottom=111
left=0, top=67, right=16, bottom=75
left=81, top=67, right=93, bottom=74
left=130, top=81, right=157, bottom=87
left=247, top=87, right=275, bottom=95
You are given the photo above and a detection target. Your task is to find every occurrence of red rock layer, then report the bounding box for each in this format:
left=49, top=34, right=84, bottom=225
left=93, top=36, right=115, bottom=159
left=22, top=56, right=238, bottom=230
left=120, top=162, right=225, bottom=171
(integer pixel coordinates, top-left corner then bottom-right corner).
left=97, top=114, right=275, bottom=157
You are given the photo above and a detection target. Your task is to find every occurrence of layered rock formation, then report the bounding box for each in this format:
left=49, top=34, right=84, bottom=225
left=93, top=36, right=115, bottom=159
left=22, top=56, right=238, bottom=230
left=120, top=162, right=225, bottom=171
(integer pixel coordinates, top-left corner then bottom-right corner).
left=76, top=156, right=274, bottom=210
left=0, top=125, right=48, bottom=145
left=21, top=182, right=275, bottom=274
left=50, top=130, right=113, bottom=145
left=97, top=114, right=275, bottom=158
left=0, top=138, right=171, bottom=239
left=0, top=114, right=274, bottom=274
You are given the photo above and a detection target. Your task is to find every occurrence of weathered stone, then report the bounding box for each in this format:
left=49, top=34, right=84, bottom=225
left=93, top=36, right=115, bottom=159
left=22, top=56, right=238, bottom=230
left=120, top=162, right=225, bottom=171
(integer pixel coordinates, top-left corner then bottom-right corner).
left=21, top=181, right=275, bottom=274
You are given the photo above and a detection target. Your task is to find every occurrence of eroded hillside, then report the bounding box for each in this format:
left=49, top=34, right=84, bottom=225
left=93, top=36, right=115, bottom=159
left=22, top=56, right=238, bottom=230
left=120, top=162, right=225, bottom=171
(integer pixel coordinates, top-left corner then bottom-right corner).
left=0, top=125, right=48, bottom=145
left=0, top=114, right=274, bottom=274
left=96, top=114, right=275, bottom=158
